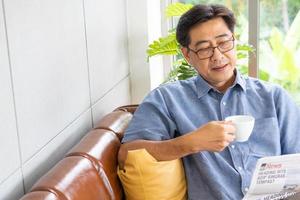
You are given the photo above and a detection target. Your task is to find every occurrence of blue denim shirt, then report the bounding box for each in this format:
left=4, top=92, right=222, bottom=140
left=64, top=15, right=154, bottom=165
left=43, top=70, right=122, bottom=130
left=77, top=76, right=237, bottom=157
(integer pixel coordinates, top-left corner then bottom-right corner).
left=122, top=71, right=300, bottom=200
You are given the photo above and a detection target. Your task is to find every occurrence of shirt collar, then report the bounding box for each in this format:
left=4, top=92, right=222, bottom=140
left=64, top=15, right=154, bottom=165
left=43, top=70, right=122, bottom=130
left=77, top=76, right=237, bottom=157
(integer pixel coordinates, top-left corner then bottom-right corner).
left=233, top=69, right=247, bottom=91
left=195, top=69, right=246, bottom=98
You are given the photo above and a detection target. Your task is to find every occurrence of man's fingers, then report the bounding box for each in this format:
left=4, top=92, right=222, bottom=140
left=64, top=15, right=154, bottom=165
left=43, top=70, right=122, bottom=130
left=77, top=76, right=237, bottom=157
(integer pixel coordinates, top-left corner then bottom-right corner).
left=214, top=121, right=236, bottom=142
left=225, top=132, right=236, bottom=142
left=219, top=121, right=235, bottom=131
left=222, top=122, right=236, bottom=142
left=223, top=123, right=236, bottom=134
left=219, top=120, right=233, bottom=125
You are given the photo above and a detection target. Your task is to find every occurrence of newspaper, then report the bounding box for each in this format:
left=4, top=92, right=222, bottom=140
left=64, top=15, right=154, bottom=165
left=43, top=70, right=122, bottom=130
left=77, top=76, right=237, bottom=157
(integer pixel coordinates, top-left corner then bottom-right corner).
left=243, top=153, right=300, bottom=200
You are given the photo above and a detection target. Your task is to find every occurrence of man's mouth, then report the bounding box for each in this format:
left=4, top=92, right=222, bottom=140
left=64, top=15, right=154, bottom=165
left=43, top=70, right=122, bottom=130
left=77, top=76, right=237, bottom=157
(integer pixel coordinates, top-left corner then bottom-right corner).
left=211, top=64, right=228, bottom=72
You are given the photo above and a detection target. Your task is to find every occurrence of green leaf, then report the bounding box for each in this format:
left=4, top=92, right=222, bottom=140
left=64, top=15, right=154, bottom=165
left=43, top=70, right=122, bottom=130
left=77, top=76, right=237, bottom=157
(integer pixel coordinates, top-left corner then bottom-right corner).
left=236, top=43, right=255, bottom=52
left=237, top=65, right=248, bottom=75
left=147, top=33, right=179, bottom=57
left=269, top=27, right=283, bottom=57
left=237, top=52, right=248, bottom=59
left=236, top=43, right=255, bottom=60
left=259, top=69, right=270, bottom=81
left=165, top=2, right=193, bottom=17
left=164, top=58, right=197, bottom=82
left=278, top=47, right=299, bottom=83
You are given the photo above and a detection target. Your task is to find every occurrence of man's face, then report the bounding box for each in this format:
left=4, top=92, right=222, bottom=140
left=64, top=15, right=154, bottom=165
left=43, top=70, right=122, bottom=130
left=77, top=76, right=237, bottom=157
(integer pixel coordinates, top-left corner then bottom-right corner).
left=182, top=17, right=237, bottom=92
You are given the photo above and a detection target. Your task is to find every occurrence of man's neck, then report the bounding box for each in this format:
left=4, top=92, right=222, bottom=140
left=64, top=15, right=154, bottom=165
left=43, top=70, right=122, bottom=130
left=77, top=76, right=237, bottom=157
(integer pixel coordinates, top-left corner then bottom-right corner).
left=213, top=74, right=236, bottom=93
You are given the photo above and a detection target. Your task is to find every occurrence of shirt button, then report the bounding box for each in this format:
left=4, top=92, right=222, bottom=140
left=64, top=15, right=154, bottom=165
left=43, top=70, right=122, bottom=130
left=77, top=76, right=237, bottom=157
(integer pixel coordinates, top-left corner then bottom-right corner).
left=245, top=187, right=249, bottom=192
left=231, top=145, right=235, bottom=149
left=222, top=102, right=226, bottom=106
left=238, top=166, right=242, bottom=171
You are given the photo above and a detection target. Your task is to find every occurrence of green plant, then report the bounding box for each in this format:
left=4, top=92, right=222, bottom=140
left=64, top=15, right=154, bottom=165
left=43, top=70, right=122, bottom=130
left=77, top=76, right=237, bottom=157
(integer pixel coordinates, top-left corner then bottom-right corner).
left=257, top=9, right=300, bottom=104
left=147, top=2, right=255, bottom=82
left=267, top=9, right=300, bottom=93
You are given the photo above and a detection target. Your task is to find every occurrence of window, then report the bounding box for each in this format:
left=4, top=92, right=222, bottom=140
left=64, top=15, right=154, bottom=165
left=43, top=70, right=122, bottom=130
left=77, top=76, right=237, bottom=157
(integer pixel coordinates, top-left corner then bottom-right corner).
left=259, top=0, right=300, bottom=104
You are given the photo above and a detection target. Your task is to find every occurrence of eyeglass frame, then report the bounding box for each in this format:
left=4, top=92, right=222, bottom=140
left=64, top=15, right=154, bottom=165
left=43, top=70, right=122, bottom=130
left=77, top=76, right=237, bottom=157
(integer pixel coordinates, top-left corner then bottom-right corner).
left=187, top=36, right=235, bottom=60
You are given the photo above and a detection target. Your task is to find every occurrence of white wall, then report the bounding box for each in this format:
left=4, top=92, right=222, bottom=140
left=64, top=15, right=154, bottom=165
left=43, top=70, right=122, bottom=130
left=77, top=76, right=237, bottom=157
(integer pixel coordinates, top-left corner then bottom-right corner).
left=0, top=0, right=131, bottom=199
left=127, top=0, right=169, bottom=103
left=126, top=0, right=151, bottom=103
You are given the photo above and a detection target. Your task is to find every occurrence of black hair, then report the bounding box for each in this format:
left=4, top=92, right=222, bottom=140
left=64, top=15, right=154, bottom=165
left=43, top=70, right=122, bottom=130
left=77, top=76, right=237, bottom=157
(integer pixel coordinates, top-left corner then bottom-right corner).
left=176, top=4, right=236, bottom=47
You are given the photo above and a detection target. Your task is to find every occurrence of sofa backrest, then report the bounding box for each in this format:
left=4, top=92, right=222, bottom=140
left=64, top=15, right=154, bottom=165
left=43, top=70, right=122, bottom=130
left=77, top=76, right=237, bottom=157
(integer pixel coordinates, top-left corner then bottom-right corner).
left=31, top=156, right=112, bottom=200
left=93, top=110, right=133, bottom=139
left=20, top=105, right=138, bottom=200
left=66, top=129, right=122, bottom=200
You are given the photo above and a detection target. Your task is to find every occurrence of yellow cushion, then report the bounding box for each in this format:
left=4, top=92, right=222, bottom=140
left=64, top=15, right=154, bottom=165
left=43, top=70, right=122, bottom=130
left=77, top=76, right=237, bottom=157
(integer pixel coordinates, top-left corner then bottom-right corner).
left=117, top=149, right=187, bottom=200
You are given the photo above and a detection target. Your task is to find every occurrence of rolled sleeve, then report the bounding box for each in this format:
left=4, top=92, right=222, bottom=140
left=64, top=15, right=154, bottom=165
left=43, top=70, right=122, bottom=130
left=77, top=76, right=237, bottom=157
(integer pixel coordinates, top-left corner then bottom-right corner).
left=122, top=88, right=177, bottom=143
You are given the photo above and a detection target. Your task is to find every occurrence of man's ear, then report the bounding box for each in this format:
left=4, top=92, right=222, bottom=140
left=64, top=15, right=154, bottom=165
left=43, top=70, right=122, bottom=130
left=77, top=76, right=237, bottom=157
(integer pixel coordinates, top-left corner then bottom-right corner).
left=181, top=47, right=191, bottom=63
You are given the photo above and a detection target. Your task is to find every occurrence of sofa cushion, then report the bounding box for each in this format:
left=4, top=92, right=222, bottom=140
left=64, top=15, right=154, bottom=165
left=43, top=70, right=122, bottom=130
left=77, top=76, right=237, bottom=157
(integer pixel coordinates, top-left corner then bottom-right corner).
left=30, top=156, right=112, bottom=200
left=66, top=129, right=123, bottom=200
left=118, top=149, right=187, bottom=200
left=93, top=111, right=132, bottom=139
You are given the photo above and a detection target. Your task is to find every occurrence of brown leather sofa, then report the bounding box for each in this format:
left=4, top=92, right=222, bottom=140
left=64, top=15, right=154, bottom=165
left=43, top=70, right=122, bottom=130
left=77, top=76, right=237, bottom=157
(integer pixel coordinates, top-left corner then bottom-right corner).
left=20, top=105, right=138, bottom=200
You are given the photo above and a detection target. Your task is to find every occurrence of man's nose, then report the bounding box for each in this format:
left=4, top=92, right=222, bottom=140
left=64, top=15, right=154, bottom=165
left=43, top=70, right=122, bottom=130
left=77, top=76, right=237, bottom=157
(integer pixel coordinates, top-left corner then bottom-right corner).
left=210, top=47, right=224, bottom=62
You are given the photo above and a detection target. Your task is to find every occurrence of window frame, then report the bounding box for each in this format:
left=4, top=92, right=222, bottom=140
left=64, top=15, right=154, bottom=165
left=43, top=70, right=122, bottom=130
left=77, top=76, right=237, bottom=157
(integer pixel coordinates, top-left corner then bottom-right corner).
left=248, top=0, right=259, bottom=78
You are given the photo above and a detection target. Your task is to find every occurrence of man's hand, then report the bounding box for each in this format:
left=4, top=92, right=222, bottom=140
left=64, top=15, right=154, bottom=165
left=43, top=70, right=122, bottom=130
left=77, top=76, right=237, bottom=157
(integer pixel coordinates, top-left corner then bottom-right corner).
left=186, top=121, right=236, bottom=153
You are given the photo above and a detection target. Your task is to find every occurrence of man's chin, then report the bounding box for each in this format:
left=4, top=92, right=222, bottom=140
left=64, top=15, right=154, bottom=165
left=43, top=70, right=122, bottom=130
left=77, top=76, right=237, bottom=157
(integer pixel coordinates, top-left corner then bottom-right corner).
left=210, top=71, right=234, bottom=80
left=209, top=73, right=235, bottom=88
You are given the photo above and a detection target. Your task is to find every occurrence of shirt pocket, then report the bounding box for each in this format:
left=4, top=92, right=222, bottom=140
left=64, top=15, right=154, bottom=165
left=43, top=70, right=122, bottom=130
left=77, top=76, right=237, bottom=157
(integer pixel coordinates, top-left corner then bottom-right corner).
left=247, top=117, right=280, bottom=157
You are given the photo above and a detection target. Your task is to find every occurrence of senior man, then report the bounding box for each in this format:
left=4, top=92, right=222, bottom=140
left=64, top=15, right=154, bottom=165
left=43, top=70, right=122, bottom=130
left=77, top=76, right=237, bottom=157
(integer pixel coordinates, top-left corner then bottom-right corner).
left=118, top=4, right=300, bottom=200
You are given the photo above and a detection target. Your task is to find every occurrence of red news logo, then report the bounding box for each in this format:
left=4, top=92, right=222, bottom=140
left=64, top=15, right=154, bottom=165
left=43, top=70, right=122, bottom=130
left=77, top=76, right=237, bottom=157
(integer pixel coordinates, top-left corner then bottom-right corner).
left=260, top=163, right=282, bottom=170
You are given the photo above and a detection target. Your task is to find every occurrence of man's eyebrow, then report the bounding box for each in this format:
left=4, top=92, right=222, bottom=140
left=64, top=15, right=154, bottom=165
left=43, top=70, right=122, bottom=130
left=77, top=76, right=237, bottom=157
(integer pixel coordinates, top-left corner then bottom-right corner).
left=215, top=33, right=230, bottom=39
left=194, top=33, right=231, bottom=48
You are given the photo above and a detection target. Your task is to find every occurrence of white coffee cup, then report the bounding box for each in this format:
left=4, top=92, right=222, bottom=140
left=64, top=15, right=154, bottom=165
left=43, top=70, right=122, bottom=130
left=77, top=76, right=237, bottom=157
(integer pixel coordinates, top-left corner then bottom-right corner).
left=225, top=115, right=255, bottom=142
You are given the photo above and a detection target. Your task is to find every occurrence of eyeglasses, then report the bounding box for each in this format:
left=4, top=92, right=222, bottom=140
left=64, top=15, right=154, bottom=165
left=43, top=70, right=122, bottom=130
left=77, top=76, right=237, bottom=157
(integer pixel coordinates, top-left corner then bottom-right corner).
left=188, top=36, right=235, bottom=60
